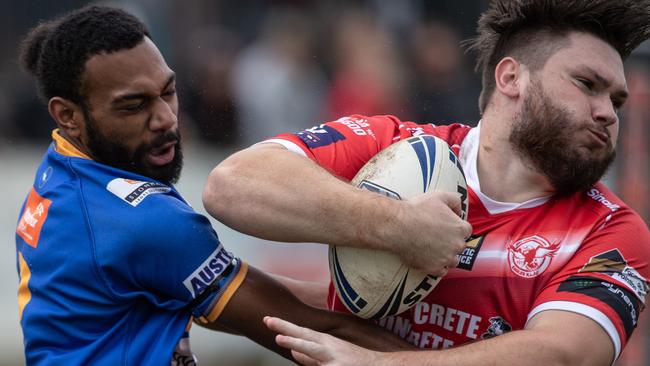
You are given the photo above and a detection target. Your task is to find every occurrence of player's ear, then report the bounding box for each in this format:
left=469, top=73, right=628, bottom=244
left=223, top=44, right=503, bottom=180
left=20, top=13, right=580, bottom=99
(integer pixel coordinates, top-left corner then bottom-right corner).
left=48, top=97, right=86, bottom=139
left=494, top=57, right=525, bottom=99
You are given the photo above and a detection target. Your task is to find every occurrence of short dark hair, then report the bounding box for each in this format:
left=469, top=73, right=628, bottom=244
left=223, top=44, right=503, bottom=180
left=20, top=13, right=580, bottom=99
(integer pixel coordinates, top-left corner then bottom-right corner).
left=19, top=5, right=151, bottom=105
left=464, top=0, right=650, bottom=114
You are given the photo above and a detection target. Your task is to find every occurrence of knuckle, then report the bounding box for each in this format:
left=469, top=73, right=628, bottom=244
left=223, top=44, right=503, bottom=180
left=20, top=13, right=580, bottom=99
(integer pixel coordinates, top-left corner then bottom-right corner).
left=446, top=253, right=457, bottom=264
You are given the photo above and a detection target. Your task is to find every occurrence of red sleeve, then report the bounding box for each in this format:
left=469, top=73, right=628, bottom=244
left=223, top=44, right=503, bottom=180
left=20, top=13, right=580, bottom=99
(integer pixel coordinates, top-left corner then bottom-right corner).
left=530, top=207, right=650, bottom=359
left=270, top=114, right=471, bottom=181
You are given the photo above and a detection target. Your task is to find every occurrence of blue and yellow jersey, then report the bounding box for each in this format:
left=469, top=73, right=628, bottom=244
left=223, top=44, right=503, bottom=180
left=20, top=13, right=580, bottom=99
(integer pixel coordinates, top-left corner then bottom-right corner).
left=15, top=131, right=247, bottom=365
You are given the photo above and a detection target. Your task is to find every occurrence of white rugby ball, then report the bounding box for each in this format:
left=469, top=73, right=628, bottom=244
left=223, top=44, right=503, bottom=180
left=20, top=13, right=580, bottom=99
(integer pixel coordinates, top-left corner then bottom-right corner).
left=329, top=135, right=468, bottom=319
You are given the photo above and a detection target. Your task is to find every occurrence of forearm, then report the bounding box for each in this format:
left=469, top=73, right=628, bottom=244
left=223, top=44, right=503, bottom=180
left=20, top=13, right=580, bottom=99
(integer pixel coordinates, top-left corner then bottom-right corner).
left=330, top=315, right=415, bottom=352
left=265, top=275, right=413, bottom=351
left=376, top=327, right=610, bottom=366
left=203, top=144, right=398, bottom=250
left=267, top=273, right=329, bottom=310
left=215, top=267, right=409, bottom=359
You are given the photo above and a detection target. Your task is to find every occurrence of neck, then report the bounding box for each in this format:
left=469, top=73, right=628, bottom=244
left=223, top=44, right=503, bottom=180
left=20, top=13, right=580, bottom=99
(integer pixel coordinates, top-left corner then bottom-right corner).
left=477, top=112, right=555, bottom=203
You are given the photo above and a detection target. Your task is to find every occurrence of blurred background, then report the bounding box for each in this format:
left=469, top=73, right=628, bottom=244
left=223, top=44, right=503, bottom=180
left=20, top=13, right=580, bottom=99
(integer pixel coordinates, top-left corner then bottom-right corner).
left=0, top=0, right=648, bottom=365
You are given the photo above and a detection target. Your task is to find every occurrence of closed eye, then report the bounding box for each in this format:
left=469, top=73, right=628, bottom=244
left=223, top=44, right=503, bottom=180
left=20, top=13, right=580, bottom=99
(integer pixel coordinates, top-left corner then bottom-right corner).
left=122, top=100, right=147, bottom=112
left=577, top=78, right=594, bottom=90
left=162, top=89, right=176, bottom=97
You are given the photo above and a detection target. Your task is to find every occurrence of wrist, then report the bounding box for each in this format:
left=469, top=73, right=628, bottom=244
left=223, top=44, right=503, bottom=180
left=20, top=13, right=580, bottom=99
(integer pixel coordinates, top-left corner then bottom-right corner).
left=351, top=190, right=401, bottom=253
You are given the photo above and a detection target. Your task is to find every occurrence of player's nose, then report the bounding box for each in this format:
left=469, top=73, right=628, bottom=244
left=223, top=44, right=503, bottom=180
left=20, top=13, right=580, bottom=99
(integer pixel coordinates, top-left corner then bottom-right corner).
left=149, top=97, right=177, bottom=132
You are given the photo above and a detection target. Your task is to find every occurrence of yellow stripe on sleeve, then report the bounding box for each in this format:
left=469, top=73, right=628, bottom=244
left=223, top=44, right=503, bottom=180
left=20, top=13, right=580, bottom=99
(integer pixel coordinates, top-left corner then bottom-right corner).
left=17, top=252, right=32, bottom=321
left=206, top=261, right=249, bottom=323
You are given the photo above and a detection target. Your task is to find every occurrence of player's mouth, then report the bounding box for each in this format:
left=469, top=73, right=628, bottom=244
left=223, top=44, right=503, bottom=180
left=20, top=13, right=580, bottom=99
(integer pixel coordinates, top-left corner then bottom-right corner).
left=146, top=141, right=176, bottom=166
left=587, top=128, right=609, bottom=148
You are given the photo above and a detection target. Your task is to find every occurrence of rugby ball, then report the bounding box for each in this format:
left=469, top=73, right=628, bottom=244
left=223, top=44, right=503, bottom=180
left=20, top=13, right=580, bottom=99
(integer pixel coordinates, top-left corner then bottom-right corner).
left=329, top=135, right=468, bottom=319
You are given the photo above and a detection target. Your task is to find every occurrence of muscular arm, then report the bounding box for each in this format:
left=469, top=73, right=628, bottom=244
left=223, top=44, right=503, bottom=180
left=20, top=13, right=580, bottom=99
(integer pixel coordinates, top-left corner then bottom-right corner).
left=265, top=310, right=614, bottom=366
left=203, top=143, right=387, bottom=249
left=200, top=266, right=413, bottom=360
left=203, top=143, right=471, bottom=275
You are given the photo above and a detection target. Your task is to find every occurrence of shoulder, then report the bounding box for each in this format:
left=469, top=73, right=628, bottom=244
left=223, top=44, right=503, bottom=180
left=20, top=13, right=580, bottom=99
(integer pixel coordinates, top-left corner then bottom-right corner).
left=546, top=184, right=649, bottom=248
left=79, top=172, right=215, bottom=249
left=578, top=183, right=645, bottom=227
left=565, top=184, right=650, bottom=262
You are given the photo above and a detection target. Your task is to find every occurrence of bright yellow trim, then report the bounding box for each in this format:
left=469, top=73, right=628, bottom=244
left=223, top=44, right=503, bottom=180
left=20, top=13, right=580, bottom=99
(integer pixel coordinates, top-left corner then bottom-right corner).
left=17, top=252, right=32, bottom=321
left=206, top=261, right=249, bottom=322
left=52, top=129, right=91, bottom=159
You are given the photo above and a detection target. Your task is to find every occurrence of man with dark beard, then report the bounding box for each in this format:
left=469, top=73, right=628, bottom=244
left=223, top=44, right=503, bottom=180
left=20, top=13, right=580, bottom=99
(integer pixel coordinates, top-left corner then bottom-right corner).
left=509, top=80, right=617, bottom=197
left=203, top=1, right=650, bottom=365
left=14, top=6, right=411, bottom=366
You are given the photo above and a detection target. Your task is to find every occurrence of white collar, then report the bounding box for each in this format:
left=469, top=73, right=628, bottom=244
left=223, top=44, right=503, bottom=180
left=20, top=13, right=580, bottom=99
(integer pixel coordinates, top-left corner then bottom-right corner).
left=459, top=123, right=551, bottom=215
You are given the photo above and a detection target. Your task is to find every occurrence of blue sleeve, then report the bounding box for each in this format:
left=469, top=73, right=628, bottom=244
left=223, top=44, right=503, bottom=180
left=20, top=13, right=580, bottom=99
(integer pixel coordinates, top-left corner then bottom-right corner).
left=92, top=193, right=244, bottom=318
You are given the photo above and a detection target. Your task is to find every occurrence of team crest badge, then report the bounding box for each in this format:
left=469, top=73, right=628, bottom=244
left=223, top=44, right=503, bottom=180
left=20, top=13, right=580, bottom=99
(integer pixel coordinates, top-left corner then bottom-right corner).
left=507, top=235, right=560, bottom=278
left=481, top=316, right=512, bottom=339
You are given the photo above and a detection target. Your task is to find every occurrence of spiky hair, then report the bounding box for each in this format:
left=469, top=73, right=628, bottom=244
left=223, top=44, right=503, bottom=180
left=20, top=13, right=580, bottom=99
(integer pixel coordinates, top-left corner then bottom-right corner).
left=464, top=0, right=650, bottom=114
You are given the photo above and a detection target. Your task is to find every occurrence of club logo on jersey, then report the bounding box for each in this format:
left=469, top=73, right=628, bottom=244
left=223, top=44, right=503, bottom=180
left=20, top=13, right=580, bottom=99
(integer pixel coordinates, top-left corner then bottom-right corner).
left=106, top=178, right=171, bottom=207
left=457, top=235, right=485, bottom=271
left=295, top=124, right=346, bottom=149
left=580, top=249, right=649, bottom=304
left=17, top=189, right=52, bottom=248
left=507, top=235, right=560, bottom=278
left=183, top=246, right=234, bottom=298
left=481, top=316, right=512, bottom=339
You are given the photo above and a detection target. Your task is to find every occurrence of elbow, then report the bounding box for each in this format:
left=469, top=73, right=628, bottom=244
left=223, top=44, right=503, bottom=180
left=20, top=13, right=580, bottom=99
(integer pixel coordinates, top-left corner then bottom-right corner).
left=202, top=164, right=232, bottom=220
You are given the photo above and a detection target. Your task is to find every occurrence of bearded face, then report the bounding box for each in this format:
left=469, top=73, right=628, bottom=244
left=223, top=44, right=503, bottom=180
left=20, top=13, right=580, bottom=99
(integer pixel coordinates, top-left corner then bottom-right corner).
left=509, top=79, right=616, bottom=196
left=84, top=109, right=183, bottom=185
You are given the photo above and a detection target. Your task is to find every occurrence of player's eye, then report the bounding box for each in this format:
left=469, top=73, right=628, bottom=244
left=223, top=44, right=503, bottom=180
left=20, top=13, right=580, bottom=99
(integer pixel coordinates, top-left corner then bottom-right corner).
left=577, top=78, right=594, bottom=91
left=119, top=98, right=149, bottom=113
left=122, top=100, right=146, bottom=112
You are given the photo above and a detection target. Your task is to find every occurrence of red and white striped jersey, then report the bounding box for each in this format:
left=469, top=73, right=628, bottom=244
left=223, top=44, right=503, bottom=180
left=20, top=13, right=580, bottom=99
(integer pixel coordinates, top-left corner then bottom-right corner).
left=268, top=114, right=650, bottom=359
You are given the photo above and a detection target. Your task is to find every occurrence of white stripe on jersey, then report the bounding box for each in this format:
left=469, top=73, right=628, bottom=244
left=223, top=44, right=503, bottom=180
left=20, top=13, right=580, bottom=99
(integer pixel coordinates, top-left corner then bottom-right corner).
left=526, top=301, right=620, bottom=363
left=257, top=139, right=307, bottom=157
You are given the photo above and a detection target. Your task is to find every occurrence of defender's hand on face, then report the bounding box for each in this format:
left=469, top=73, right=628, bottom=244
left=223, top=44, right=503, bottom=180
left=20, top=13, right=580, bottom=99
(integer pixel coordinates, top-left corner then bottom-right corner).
left=391, top=191, right=472, bottom=277
left=264, top=316, right=379, bottom=366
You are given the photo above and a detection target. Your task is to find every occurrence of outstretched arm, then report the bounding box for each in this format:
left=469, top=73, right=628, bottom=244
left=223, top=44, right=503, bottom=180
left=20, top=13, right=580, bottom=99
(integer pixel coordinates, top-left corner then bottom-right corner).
left=268, top=272, right=329, bottom=310
left=264, top=310, right=614, bottom=366
left=203, top=143, right=471, bottom=276
left=200, top=266, right=413, bottom=360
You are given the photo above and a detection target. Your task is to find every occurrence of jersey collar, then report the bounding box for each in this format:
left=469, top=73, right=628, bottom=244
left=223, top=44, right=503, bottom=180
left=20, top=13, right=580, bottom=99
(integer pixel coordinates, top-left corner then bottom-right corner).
left=52, top=129, right=92, bottom=160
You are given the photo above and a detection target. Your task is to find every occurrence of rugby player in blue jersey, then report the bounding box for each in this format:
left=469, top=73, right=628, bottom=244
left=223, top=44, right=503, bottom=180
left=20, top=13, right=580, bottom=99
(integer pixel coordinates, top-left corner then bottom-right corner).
left=14, top=6, right=408, bottom=365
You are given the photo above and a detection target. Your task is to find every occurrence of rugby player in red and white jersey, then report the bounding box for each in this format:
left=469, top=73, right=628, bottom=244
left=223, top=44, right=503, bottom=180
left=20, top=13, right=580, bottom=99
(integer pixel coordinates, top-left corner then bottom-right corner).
left=203, top=1, right=650, bottom=365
